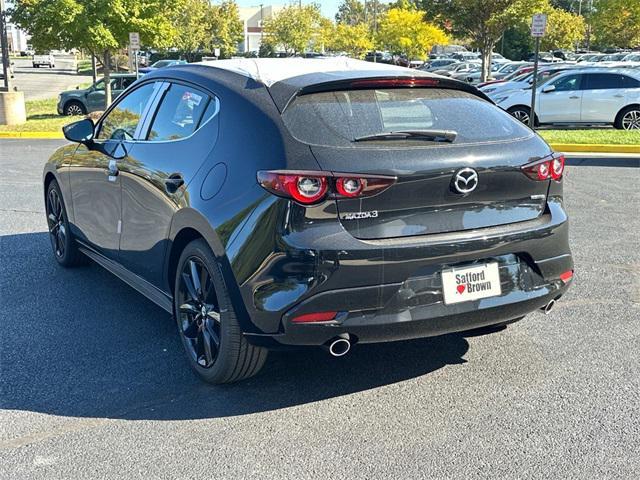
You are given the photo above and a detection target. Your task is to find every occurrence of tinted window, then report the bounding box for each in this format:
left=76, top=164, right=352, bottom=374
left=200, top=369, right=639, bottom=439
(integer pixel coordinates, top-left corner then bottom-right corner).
left=622, top=75, right=640, bottom=88
left=551, top=74, right=581, bottom=91
left=97, top=83, right=156, bottom=140
left=585, top=73, right=626, bottom=89
left=147, top=84, right=215, bottom=141
left=120, top=76, right=136, bottom=89
left=282, top=88, right=532, bottom=148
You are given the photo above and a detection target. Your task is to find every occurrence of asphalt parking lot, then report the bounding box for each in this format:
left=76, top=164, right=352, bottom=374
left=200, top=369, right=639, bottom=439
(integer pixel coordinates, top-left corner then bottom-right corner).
left=1, top=140, right=639, bottom=479
left=8, top=57, right=93, bottom=101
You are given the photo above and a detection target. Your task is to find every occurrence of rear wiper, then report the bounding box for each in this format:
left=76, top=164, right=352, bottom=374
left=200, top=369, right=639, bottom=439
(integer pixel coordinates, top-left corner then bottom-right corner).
left=353, top=129, right=457, bottom=143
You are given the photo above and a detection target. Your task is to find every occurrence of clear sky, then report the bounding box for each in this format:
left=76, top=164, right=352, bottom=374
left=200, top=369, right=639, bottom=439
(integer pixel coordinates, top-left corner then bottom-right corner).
left=233, top=1, right=342, bottom=19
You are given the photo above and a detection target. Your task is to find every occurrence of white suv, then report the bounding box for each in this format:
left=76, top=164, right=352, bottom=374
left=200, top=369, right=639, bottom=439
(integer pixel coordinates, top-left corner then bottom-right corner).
left=495, top=69, right=640, bottom=130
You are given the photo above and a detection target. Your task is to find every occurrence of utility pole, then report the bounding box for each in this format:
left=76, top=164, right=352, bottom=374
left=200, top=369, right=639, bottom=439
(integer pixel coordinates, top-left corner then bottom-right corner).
left=0, top=0, right=12, bottom=91
left=0, top=0, right=26, bottom=125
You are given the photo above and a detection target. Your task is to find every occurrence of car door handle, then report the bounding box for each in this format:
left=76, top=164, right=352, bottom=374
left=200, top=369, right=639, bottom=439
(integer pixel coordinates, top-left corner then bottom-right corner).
left=164, top=173, right=185, bottom=193
left=613, top=94, right=624, bottom=98
left=569, top=96, right=580, bottom=99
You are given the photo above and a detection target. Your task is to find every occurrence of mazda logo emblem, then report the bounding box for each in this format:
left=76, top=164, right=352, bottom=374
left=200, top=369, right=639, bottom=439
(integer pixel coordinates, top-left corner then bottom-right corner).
left=453, top=168, right=479, bottom=194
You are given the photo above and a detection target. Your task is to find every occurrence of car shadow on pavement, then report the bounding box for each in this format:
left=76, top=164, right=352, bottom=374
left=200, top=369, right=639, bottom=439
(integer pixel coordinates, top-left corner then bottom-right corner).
left=1, top=232, right=471, bottom=421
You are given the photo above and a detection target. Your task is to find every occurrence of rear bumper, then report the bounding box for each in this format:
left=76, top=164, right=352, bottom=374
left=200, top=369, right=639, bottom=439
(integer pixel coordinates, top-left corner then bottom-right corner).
left=250, top=261, right=571, bottom=347
left=230, top=195, right=572, bottom=347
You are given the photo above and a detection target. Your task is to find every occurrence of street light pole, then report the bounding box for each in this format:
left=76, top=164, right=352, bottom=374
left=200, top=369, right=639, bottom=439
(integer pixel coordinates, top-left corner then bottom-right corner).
left=0, top=0, right=13, bottom=91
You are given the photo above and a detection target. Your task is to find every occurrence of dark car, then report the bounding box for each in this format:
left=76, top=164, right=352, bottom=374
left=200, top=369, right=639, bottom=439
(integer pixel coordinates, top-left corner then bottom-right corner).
left=44, top=58, right=573, bottom=384
left=57, top=74, right=138, bottom=115
left=139, top=59, right=187, bottom=74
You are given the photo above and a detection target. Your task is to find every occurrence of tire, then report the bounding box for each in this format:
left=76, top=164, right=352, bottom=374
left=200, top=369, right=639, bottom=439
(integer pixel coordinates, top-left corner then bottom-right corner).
left=64, top=101, right=86, bottom=116
left=174, top=239, right=268, bottom=384
left=33, top=64, right=38, bottom=68
left=45, top=180, right=85, bottom=267
left=614, top=105, right=640, bottom=130
left=508, top=106, right=536, bottom=126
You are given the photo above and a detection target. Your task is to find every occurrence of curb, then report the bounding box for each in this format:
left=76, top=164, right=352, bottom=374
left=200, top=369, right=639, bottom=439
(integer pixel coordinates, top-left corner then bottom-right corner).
left=549, top=143, right=640, bottom=154
left=0, top=131, right=64, bottom=139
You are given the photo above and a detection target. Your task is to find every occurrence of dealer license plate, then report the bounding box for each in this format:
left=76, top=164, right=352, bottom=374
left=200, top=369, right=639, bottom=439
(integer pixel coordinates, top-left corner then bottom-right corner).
left=442, top=263, right=502, bottom=305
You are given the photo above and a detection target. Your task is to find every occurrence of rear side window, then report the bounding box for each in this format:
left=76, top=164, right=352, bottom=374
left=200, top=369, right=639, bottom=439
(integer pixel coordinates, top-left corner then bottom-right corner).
left=585, top=73, right=626, bottom=90
left=147, top=83, right=217, bottom=141
left=282, top=88, right=532, bottom=147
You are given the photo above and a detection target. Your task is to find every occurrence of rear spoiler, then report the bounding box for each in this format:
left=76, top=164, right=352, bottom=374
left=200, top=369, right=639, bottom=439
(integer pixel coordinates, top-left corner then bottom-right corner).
left=270, top=74, right=494, bottom=113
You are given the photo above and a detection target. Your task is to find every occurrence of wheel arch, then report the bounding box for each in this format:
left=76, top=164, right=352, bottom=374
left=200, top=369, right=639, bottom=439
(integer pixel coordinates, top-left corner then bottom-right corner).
left=63, top=99, right=86, bottom=115
left=165, top=209, right=263, bottom=334
left=614, top=103, right=640, bottom=127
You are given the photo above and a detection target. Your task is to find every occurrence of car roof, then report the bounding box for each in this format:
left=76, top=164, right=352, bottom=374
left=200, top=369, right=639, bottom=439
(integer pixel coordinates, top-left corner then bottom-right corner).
left=180, top=57, right=488, bottom=111
left=194, top=58, right=414, bottom=87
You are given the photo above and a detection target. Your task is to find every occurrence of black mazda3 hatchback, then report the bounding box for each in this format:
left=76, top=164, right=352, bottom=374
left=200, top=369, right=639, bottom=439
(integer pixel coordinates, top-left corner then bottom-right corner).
left=44, top=58, right=573, bottom=383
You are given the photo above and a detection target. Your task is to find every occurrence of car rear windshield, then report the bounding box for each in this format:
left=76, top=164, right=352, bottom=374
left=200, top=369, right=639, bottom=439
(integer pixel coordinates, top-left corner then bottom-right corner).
left=282, top=88, right=532, bottom=147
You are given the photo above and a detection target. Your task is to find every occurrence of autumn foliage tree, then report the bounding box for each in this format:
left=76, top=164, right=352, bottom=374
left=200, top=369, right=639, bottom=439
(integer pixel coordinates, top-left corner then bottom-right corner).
left=11, top=0, right=180, bottom=105
left=325, top=23, right=374, bottom=58
left=592, top=0, right=640, bottom=49
left=377, top=7, right=449, bottom=60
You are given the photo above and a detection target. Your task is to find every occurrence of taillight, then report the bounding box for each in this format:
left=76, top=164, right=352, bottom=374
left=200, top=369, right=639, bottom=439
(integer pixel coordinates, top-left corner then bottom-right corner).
left=257, top=171, right=396, bottom=205
left=522, top=154, right=565, bottom=181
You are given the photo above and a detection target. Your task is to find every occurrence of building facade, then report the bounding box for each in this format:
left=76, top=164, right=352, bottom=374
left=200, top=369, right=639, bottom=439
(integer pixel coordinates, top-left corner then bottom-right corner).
left=238, top=5, right=283, bottom=54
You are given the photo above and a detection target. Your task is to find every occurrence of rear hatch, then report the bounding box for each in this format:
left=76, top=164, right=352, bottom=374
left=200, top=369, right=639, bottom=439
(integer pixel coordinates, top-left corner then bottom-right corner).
left=282, top=85, right=551, bottom=240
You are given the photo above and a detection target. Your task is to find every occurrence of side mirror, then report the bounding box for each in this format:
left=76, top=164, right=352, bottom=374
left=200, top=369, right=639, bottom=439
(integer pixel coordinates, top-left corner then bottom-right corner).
left=542, top=84, right=556, bottom=93
left=63, top=118, right=94, bottom=144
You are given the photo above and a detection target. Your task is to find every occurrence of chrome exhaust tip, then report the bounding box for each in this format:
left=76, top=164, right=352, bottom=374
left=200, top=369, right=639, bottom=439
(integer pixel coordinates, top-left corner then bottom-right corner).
left=325, top=335, right=351, bottom=357
left=541, top=299, right=556, bottom=315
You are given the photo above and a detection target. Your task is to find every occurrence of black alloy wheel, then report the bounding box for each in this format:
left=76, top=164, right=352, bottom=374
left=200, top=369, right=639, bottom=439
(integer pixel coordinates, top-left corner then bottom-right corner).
left=177, top=257, right=221, bottom=368
left=47, top=186, right=67, bottom=260
left=45, top=180, right=84, bottom=267
left=174, top=239, right=267, bottom=383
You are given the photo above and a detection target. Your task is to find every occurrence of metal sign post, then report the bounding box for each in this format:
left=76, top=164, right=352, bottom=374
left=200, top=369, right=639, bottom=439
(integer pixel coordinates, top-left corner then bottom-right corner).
left=529, top=14, right=547, bottom=129
left=129, top=32, right=140, bottom=78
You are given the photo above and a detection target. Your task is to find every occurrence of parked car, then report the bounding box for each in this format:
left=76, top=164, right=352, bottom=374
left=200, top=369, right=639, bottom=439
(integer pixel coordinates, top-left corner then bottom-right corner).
left=33, top=53, right=56, bottom=68
left=477, top=65, right=535, bottom=88
left=44, top=58, right=574, bottom=383
left=57, top=74, right=138, bottom=115
left=481, top=65, right=578, bottom=97
left=495, top=68, right=640, bottom=130
left=461, top=62, right=531, bottom=84
left=419, top=58, right=459, bottom=71
left=598, top=53, right=630, bottom=63
left=623, top=53, right=640, bottom=62
left=432, top=61, right=480, bottom=76
left=138, top=59, right=187, bottom=74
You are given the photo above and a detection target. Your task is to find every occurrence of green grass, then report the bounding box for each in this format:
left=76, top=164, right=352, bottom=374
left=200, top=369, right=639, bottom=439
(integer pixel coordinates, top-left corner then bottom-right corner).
left=0, top=98, right=76, bottom=133
left=539, top=129, right=640, bottom=145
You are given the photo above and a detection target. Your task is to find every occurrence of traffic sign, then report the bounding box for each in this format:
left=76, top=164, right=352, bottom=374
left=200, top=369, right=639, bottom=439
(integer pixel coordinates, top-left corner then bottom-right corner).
left=531, top=14, right=547, bottom=37
left=129, top=32, right=140, bottom=50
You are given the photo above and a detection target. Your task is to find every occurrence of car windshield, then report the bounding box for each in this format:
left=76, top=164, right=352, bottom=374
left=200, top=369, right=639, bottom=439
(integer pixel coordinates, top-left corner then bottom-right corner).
left=282, top=88, right=531, bottom=148
left=152, top=60, right=172, bottom=68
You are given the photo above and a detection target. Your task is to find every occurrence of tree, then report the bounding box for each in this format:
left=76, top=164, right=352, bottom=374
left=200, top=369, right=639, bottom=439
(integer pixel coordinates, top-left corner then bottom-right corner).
left=591, top=0, right=640, bottom=49
left=11, top=0, right=180, bottom=105
left=335, top=0, right=366, bottom=25
left=541, top=7, right=586, bottom=50
left=377, top=7, right=449, bottom=60
left=173, top=0, right=211, bottom=62
left=262, top=5, right=323, bottom=56
left=208, top=1, right=244, bottom=59
left=326, top=23, right=374, bottom=58
left=418, top=0, right=546, bottom=81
